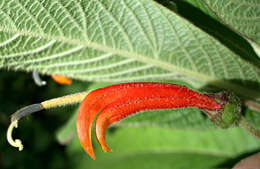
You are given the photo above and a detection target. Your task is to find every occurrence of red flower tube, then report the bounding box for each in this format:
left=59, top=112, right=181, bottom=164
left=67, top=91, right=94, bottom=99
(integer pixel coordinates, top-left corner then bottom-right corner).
left=76, top=82, right=221, bottom=159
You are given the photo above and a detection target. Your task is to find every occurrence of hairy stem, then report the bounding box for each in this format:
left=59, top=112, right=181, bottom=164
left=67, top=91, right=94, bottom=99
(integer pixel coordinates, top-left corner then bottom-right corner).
left=237, top=116, right=260, bottom=139
left=244, top=100, right=260, bottom=113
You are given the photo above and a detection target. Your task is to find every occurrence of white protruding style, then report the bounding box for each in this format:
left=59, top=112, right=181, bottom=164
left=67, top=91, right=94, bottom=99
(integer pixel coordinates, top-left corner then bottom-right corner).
left=7, top=120, right=24, bottom=151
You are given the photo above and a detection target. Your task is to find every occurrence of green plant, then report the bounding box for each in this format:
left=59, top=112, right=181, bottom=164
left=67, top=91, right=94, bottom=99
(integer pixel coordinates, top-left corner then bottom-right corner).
left=1, top=0, right=260, bottom=168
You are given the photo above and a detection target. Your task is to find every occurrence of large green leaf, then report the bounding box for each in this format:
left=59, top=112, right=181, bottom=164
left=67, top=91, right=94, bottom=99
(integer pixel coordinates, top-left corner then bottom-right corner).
left=201, top=0, right=260, bottom=44
left=184, top=0, right=260, bottom=56
left=65, top=126, right=260, bottom=169
left=164, top=0, right=260, bottom=70
left=0, top=0, right=259, bottom=100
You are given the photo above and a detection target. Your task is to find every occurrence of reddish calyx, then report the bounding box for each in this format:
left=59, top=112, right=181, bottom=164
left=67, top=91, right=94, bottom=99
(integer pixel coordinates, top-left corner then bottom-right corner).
left=76, top=82, right=222, bottom=159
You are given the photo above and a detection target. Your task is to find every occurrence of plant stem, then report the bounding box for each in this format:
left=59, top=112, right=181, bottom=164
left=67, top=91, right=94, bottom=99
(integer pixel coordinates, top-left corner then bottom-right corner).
left=244, top=100, right=260, bottom=112
left=237, top=116, right=260, bottom=139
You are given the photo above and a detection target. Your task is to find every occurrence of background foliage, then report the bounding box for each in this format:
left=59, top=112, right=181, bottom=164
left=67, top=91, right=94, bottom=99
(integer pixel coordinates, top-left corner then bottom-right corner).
left=0, top=0, right=259, bottom=169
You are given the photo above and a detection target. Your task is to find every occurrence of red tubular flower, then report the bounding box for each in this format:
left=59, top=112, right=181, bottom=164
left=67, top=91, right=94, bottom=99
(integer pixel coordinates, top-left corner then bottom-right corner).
left=10, top=82, right=256, bottom=157
left=76, top=82, right=221, bottom=159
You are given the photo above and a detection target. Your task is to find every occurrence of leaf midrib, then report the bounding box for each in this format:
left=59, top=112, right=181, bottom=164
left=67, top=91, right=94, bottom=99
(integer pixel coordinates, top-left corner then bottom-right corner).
left=1, top=26, right=259, bottom=99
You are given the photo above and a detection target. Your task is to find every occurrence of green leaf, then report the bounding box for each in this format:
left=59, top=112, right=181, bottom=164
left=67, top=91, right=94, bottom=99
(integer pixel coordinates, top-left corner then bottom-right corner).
left=80, top=152, right=228, bottom=169
left=186, top=0, right=260, bottom=56
left=166, top=0, right=260, bottom=71
left=66, top=126, right=260, bottom=169
left=0, top=0, right=259, bottom=100
left=116, top=108, right=215, bottom=129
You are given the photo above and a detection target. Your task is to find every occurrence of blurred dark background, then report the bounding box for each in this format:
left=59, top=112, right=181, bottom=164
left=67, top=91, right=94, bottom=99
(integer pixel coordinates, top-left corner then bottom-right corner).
left=0, top=70, right=90, bottom=169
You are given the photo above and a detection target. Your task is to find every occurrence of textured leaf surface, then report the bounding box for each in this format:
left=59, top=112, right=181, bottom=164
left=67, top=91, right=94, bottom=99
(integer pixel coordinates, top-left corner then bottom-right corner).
left=187, top=0, right=260, bottom=55
left=204, top=0, right=260, bottom=44
left=66, top=126, right=260, bottom=169
left=0, top=0, right=259, bottom=100
left=116, top=108, right=215, bottom=129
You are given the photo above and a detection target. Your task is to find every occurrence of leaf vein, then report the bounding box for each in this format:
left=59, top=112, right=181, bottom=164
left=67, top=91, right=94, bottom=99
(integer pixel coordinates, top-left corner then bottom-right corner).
left=9, top=45, right=84, bottom=66
left=1, top=40, right=56, bottom=59
left=95, top=0, right=134, bottom=51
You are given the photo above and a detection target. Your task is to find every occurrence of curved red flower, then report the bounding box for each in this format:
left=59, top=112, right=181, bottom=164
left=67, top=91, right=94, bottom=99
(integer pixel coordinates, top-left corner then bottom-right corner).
left=76, top=82, right=221, bottom=159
